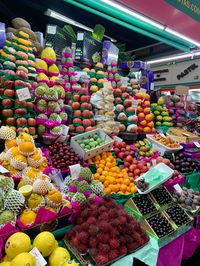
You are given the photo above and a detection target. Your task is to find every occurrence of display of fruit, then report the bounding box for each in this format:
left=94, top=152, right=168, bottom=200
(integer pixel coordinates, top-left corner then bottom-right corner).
left=48, top=142, right=83, bottom=171
left=150, top=186, right=173, bottom=206
left=184, top=118, right=200, bottom=134
left=66, top=196, right=149, bottom=264
left=166, top=205, right=191, bottom=227
left=151, top=97, right=173, bottom=127
left=134, top=139, right=156, bottom=158
left=146, top=213, right=174, bottom=238
left=171, top=152, right=197, bottom=173
left=151, top=134, right=180, bottom=148
left=173, top=188, right=200, bottom=211
left=166, top=94, right=186, bottom=127
left=135, top=91, right=156, bottom=134
left=133, top=194, right=157, bottom=215
left=90, top=152, right=137, bottom=194
left=75, top=133, right=107, bottom=151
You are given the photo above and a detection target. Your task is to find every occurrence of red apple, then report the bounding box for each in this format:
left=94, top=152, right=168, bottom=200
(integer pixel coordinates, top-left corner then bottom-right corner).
left=2, top=109, right=13, bottom=117
left=118, top=152, right=125, bottom=159
left=28, top=127, right=36, bottom=135
left=28, top=118, right=36, bottom=126
left=2, top=99, right=13, bottom=107
left=125, top=155, right=133, bottom=163
left=6, top=117, right=15, bottom=125
left=26, top=102, right=34, bottom=109
left=15, top=108, right=27, bottom=115
left=121, top=142, right=126, bottom=148
left=4, top=80, right=14, bottom=89
left=16, top=118, right=27, bottom=126
left=124, top=161, right=130, bottom=168
left=4, top=89, right=15, bottom=97
left=73, top=94, right=80, bottom=101
left=17, top=127, right=24, bottom=134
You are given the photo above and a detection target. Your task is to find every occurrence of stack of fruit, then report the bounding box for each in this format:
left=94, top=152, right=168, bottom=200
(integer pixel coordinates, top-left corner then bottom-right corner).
left=62, top=166, right=104, bottom=205
left=171, top=152, right=197, bottom=173
left=114, top=89, right=138, bottom=134
left=66, top=196, right=149, bottom=265
left=173, top=187, right=200, bottom=211
left=0, top=31, right=37, bottom=135
left=134, top=139, right=156, bottom=159
left=106, top=60, right=121, bottom=89
left=1, top=231, right=78, bottom=266
left=135, top=91, right=156, bottom=134
left=89, top=151, right=137, bottom=194
left=84, top=62, right=107, bottom=93
left=151, top=134, right=180, bottom=149
left=68, top=88, right=96, bottom=134
left=35, top=47, right=68, bottom=137
left=166, top=94, right=186, bottom=127
left=60, top=46, right=78, bottom=93
left=91, top=85, right=120, bottom=135
left=151, top=97, right=173, bottom=128
left=184, top=118, right=200, bottom=134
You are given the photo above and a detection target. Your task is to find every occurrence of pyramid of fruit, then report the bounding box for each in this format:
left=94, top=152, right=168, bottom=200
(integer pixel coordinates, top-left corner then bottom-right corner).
left=151, top=97, right=173, bottom=128
left=135, top=91, right=156, bottom=134
left=0, top=31, right=37, bottom=136
left=68, top=87, right=96, bottom=134
left=83, top=62, right=107, bottom=93
left=35, top=47, right=68, bottom=137
left=66, top=196, right=149, bottom=264
left=106, top=60, right=121, bottom=89
left=166, top=94, right=186, bottom=127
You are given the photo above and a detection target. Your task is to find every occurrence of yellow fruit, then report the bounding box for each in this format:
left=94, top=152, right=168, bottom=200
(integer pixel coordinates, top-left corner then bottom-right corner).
left=48, top=247, right=70, bottom=266
left=19, top=185, right=33, bottom=197
left=156, top=115, right=163, bottom=121
left=10, top=252, right=35, bottom=266
left=0, top=262, right=11, bottom=266
left=17, top=179, right=25, bottom=189
left=5, top=232, right=31, bottom=260
left=19, top=209, right=36, bottom=225
left=5, top=139, right=17, bottom=150
left=27, top=193, right=44, bottom=209
left=19, top=141, right=35, bottom=155
left=157, top=97, right=164, bottom=105
left=33, top=231, right=55, bottom=257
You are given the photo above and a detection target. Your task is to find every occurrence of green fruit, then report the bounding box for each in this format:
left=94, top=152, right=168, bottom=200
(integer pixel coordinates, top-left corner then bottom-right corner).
left=0, top=210, right=14, bottom=225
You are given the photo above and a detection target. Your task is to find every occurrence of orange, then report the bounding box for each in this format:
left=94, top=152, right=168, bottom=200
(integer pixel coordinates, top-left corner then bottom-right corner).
left=140, top=120, right=147, bottom=126
left=126, top=186, right=131, bottom=192
left=106, top=162, right=112, bottom=168
left=100, top=160, right=105, bottom=164
left=102, top=171, right=108, bottom=176
left=145, top=114, right=154, bottom=121
left=143, top=100, right=150, bottom=107
left=94, top=173, right=100, bottom=180
left=137, top=106, right=143, bottom=112
left=99, top=175, right=106, bottom=182
left=131, top=186, right=137, bottom=193
left=143, top=107, right=150, bottom=114
left=120, top=184, right=127, bottom=193
left=109, top=177, right=116, bottom=185
left=97, top=168, right=103, bottom=174
left=105, top=187, right=111, bottom=194
left=104, top=180, right=110, bottom=187
left=143, top=126, right=151, bottom=133
left=95, top=155, right=101, bottom=161
left=106, top=158, right=111, bottom=163
left=138, top=112, right=145, bottom=118
left=123, top=178, right=131, bottom=186
left=148, top=121, right=154, bottom=128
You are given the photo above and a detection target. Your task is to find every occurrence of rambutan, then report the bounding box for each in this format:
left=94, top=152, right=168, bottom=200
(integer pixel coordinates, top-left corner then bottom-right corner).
left=118, top=216, right=127, bottom=225
left=98, top=221, right=111, bottom=233
left=124, top=234, right=133, bottom=243
left=127, top=242, right=141, bottom=252
left=81, top=208, right=90, bottom=218
left=110, top=219, right=120, bottom=228
left=126, top=224, right=137, bottom=234
left=120, top=245, right=127, bottom=255
left=99, top=206, right=107, bottom=212
left=76, top=217, right=84, bottom=225
left=97, top=232, right=109, bottom=244
left=79, top=231, right=89, bottom=244
left=89, top=248, right=97, bottom=257
left=71, top=236, right=80, bottom=247
left=87, top=216, right=97, bottom=225
left=90, top=203, right=98, bottom=210
left=106, top=202, right=117, bottom=209
left=81, top=223, right=90, bottom=232
left=108, top=249, right=119, bottom=261
left=88, top=225, right=99, bottom=236
left=109, top=228, right=119, bottom=238
left=77, top=244, right=87, bottom=254
left=94, top=254, right=109, bottom=265
left=108, top=209, right=119, bottom=219
left=74, top=225, right=81, bottom=232
left=89, top=237, right=98, bottom=248
left=98, top=212, right=109, bottom=221
left=110, top=238, right=120, bottom=249
left=119, top=235, right=126, bottom=245
left=66, top=229, right=76, bottom=239
left=98, top=243, right=110, bottom=253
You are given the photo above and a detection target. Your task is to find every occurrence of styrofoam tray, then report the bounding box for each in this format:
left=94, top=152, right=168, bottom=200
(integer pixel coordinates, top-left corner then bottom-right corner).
left=147, top=135, right=182, bottom=153
left=135, top=163, right=174, bottom=194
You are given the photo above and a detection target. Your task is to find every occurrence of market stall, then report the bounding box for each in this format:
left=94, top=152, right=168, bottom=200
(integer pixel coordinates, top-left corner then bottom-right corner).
left=0, top=11, right=200, bottom=266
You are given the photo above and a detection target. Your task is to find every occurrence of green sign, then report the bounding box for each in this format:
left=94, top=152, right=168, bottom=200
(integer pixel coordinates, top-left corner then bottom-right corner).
left=165, top=0, right=200, bottom=22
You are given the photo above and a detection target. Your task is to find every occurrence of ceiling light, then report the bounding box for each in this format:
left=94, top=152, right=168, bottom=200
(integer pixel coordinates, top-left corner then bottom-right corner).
left=147, top=51, right=200, bottom=64
left=165, top=28, right=200, bottom=47
left=45, top=9, right=117, bottom=42
left=100, top=0, right=164, bottom=30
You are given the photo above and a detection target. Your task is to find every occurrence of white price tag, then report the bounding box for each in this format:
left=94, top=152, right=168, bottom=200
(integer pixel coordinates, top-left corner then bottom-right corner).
left=152, top=159, right=156, bottom=166
left=0, top=165, right=9, bottom=174
left=131, top=99, right=138, bottom=109
left=139, top=88, right=147, bottom=94
left=47, top=25, right=56, bottom=34
left=103, top=81, right=112, bottom=89
left=16, top=87, right=31, bottom=101
left=30, top=247, right=47, bottom=266
left=160, top=133, right=166, bottom=138
left=173, top=184, right=183, bottom=194
left=113, top=136, right=123, bottom=143
left=194, top=142, right=200, bottom=148
left=69, top=164, right=81, bottom=179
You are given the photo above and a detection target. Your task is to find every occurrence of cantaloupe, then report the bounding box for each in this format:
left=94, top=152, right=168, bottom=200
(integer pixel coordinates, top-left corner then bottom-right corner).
left=11, top=18, right=31, bottom=29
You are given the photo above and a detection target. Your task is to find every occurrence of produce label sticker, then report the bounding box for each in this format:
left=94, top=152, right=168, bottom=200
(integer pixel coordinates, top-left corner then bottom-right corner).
left=103, top=81, right=112, bottom=89
left=16, top=87, right=31, bottom=101
left=69, top=164, right=81, bottom=180
left=30, top=247, right=47, bottom=266
left=194, top=142, right=200, bottom=148
left=174, top=184, right=183, bottom=194
left=0, top=165, right=9, bottom=173
left=139, top=88, right=146, bottom=94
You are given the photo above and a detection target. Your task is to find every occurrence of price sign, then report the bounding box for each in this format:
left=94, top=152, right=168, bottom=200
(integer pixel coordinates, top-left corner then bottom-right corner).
left=30, top=247, right=47, bottom=266
left=173, top=184, right=183, bottom=194
left=152, top=159, right=156, bottom=166
left=194, top=142, right=200, bottom=148
left=69, top=164, right=81, bottom=180
left=139, top=88, right=147, bottom=94
left=16, top=87, right=31, bottom=101
left=103, top=81, right=112, bottom=89
left=131, top=99, right=138, bottom=109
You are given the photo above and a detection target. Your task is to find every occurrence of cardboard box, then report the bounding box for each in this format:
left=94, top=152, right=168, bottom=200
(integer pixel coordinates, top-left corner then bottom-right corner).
left=102, top=40, right=119, bottom=65
left=168, top=128, right=200, bottom=143
left=70, top=129, right=113, bottom=160
left=45, top=24, right=72, bottom=56
left=75, top=32, right=102, bottom=64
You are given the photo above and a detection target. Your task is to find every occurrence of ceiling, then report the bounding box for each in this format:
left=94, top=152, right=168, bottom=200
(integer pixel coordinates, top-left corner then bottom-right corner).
left=0, top=0, right=160, bottom=51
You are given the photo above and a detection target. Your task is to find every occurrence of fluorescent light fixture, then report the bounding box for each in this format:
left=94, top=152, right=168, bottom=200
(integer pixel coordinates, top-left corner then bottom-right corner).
left=165, top=28, right=200, bottom=47
left=100, top=0, right=164, bottom=30
left=147, top=51, right=200, bottom=64
left=45, top=9, right=117, bottom=42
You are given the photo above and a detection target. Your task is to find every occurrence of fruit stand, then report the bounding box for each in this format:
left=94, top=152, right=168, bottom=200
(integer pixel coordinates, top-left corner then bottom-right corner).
left=0, top=17, right=200, bottom=266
